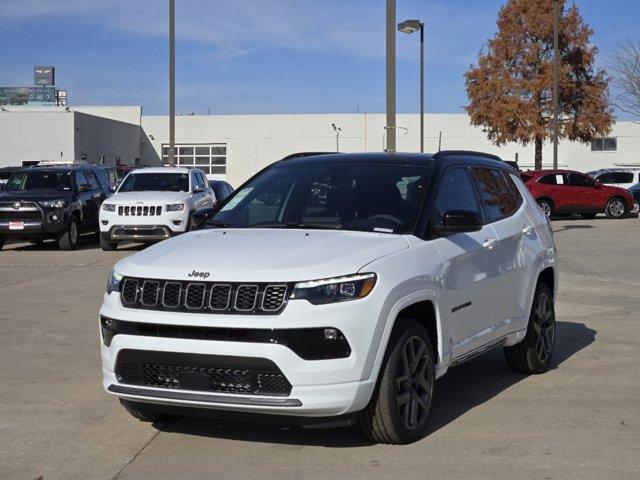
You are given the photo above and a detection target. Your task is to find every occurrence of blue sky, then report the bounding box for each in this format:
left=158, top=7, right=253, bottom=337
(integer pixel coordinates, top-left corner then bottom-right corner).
left=1, top=0, right=638, bottom=118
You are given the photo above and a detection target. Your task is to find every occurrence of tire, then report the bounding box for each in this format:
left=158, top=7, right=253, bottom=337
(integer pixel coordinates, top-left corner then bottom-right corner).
left=120, top=399, right=172, bottom=424
left=0, top=237, right=4, bottom=250
left=504, top=282, right=556, bottom=374
left=537, top=199, right=553, bottom=218
left=360, top=318, right=435, bottom=444
left=605, top=197, right=627, bottom=219
left=100, top=232, right=118, bottom=251
left=58, top=217, right=80, bottom=251
left=580, top=213, right=597, bottom=219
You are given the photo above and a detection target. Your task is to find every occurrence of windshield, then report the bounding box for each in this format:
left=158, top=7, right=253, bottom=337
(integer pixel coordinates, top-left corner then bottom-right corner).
left=5, top=171, right=72, bottom=192
left=118, top=173, right=189, bottom=192
left=210, top=163, right=429, bottom=234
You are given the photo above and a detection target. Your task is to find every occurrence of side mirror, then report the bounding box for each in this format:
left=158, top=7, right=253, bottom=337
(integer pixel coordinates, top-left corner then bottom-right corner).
left=190, top=206, right=216, bottom=230
left=433, top=210, right=483, bottom=235
left=109, top=185, right=117, bottom=193
left=193, top=184, right=205, bottom=194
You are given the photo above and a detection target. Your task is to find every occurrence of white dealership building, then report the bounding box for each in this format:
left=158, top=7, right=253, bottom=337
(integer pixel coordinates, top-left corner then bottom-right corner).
left=0, top=105, right=638, bottom=187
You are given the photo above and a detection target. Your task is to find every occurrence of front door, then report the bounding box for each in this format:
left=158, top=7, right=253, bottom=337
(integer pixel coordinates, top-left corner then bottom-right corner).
left=431, top=167, right=500, bottom=359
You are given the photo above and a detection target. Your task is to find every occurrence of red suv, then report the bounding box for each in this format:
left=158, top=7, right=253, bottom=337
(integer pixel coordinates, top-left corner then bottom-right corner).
left=522, top=169, right=638, bottom=219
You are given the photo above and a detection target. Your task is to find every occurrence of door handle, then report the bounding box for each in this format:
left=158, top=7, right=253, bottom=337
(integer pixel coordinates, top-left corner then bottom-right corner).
left=482, top=238, right=496, bottom=249
left=522, top=225, right=534, bottom=235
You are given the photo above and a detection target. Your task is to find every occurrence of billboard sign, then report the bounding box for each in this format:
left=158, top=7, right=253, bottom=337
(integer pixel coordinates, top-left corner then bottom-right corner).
left=34, top=66, right=55, bottom=86
left=0, top=87, right=57, bottom=106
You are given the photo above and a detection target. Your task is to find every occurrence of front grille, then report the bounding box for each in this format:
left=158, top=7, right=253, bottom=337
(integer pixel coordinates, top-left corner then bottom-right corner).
left=120, top=277, right=291, bottom=314
left=118, top=205, right=163, bottom=216
left=0, top=210, right=41, bottom=221
left=115, top=350, right=292, bottom=396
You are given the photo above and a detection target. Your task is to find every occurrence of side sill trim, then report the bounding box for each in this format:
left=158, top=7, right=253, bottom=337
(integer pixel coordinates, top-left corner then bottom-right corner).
left=108, top=384, right=303, bottom=407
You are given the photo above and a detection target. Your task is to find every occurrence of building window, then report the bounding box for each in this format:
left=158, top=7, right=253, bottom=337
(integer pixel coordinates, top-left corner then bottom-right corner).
left=590, top=137, right=617, bottom=152
left=161, top=143, right=227, bottom=175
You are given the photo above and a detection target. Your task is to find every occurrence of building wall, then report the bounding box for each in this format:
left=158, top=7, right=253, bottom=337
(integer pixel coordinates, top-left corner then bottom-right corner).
left=141, top=113, right=640, bottom=187
left=0, top=111, right=75, bottom=165
left=73, top=112, right=141, bottom=167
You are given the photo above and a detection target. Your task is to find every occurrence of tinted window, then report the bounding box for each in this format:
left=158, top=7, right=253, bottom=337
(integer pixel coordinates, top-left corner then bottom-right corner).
left=213, top=163, right=429, bottom=234
left=6, top=171, right=72, bottom=192
left=612, top=172, right=634, bottom=184
left=434, top=168, right=481, bottom=220
left=568, top=173, right=596, bottom=187
left=471, top=168, right=519, bottom=222
left=538, top=174, right=566, bottom=185
left=502, top=172, right=523, bottom=212
left=119, top=173, right=190, bottom=192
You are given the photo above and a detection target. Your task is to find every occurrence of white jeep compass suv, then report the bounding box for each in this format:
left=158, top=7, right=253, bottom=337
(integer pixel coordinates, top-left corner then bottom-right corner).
left=99, top=167, right=215, bottom=250
left=100, top=152, right=558, bottom=444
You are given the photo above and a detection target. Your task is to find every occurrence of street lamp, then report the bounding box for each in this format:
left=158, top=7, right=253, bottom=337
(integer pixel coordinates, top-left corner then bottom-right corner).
left=398, top=19, right=425, bottom=153
left=331, top=123, right=342, bottom=152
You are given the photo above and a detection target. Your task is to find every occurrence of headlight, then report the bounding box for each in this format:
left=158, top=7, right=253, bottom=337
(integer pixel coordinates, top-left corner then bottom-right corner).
left=290, top=273, right=376, bottom=305
left=166, top=203, right=185, bottom=212
left=40, top=199, right=66, bottom=208
left=102, top=203, right=116, bottom=212
left=107, top=270, right=123, bottom=294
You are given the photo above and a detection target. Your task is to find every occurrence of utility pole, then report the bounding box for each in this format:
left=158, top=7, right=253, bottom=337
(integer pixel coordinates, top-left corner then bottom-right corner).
left=419, top=23, right=424, bottom=153
left=385, top=0, right=396, bottom=152
left=552, top=0, right=559, bottom=170
left=168, top=0, right=176, bottom=167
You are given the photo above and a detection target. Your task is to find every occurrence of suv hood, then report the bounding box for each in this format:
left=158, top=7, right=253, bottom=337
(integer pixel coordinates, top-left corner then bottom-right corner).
left=115, top=229, right=410, bottom=282
left=0, top=190, right=72, bottom=202
left=108, top=191, right=190, bottom=204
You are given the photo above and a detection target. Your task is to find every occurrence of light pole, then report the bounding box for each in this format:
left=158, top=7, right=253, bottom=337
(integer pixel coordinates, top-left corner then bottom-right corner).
left=331, top=123, right=342, bottom=152
left=386, top=0, right=396, bottom=152
left=398, top=19, right=425, bottom=153
left=552, top=0, right=560, bottom=170
left=168, top=0, right=176, bottom=167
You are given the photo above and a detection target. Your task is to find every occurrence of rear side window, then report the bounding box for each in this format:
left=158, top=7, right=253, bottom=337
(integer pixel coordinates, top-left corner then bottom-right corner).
left=471, top=168, right=520, bottom=222
left=611, top=172, right=634, bottom=184
left=538, top=174, right=565, bottom=185
left=434, top=168, right=481, bottom=220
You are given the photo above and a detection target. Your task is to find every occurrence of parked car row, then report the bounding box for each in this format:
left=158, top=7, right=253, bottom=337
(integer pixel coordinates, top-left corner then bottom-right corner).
left=0, top=163, right=234, bottom=251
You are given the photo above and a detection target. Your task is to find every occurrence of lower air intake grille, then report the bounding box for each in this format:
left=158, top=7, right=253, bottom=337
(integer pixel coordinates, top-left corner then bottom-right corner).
left=116, top=350, right=292, bottom=396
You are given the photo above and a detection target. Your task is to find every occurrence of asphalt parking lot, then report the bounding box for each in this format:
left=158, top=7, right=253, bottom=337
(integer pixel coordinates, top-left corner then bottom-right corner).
left=1, top=217, right=639, bottom=480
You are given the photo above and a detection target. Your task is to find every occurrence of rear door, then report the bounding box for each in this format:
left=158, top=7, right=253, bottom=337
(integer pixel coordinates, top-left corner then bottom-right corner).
left=471, top=167, right=539, bottom=332
left=431, top=167, right=500, bottom=358
left=537, top=173, right=573, bottom=213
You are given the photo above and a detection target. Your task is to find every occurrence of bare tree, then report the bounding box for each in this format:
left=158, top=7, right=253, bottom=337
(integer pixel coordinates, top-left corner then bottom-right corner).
left=611, top=41, right=640, bottom=118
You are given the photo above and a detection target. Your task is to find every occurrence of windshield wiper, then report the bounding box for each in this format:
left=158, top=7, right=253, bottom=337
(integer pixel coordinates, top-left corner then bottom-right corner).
left=255, top=222, right=342, bottom=230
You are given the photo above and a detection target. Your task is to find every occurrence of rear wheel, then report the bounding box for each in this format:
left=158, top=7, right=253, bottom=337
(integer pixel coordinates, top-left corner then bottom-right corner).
left=537, top=199, right=553, bottom=218
left=120, top=399, right=173, bottom=425
left=504, top=282, right=556, bottom=374
left=100, top=232, right=118, bottom=251
left=605, top=197, right=626, bottom=219
left=360, top=319, right=435, bottom=444
left=58, top=217, right=79, bottom=251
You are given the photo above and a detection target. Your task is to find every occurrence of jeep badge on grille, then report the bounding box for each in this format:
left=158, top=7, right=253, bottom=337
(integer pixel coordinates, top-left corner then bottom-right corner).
left=188, top=270, right=210, bottom=279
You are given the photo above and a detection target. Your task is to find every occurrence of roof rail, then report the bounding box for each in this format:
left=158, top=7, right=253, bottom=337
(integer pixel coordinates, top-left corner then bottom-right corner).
left=279, top=151, right=337, bottom=161
left=432, top=150, right=502, bottom=162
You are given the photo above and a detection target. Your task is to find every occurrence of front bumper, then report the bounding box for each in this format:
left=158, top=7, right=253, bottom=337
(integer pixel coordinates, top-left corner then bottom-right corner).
left=106, top=225, right=175, bottom=242
left=99, top=291, right=382, bottom=417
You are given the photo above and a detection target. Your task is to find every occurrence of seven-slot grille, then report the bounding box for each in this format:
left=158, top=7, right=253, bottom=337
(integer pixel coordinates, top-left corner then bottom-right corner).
left=117, top=205, right=163, bottom=216
left=121, top=277, right=291, bottom=314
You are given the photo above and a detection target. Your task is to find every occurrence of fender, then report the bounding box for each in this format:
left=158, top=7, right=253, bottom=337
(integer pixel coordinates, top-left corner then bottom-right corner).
left=370, top=289, right=448, bottom=381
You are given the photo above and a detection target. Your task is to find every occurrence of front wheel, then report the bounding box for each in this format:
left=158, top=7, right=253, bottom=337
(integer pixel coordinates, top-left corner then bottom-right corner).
left=100, top=232, right=118, bottom=251
left=58, top=217, right=79, bottom=251
left=537, top=199, right=553, bottom=218
left=360, top=319, right=435, bottom=444
left=605, top=197, right=627, bottom=219
left=504, top=282, right=556, bottom=374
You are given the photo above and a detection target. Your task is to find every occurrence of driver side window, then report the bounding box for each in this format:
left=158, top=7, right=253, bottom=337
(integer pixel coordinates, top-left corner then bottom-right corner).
left=434, top=168, right=481, bottom=224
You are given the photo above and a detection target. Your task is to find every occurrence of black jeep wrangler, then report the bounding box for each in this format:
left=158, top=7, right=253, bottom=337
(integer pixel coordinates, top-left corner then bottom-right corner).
left=0, top=164, right=111, bottom=250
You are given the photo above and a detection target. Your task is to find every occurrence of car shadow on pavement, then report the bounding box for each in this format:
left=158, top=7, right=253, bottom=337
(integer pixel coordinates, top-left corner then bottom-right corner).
left=160, top=321, right=595, bottom=447
left=426, top=321, right=596, bottom=436
left=4, top=235, right=99, bottom=251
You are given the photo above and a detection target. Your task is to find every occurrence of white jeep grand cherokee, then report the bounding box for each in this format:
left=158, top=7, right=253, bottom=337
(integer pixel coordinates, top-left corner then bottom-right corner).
left=99, top=167, right=215, bottom=250
left=100, top=152, right=558, bottom=444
